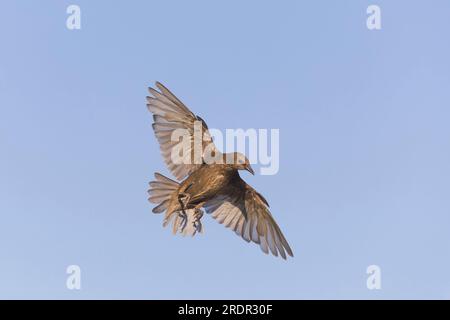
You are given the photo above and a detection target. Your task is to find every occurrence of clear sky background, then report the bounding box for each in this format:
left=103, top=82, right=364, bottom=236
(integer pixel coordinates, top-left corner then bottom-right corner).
left=1, top=1, right=450, bottom=299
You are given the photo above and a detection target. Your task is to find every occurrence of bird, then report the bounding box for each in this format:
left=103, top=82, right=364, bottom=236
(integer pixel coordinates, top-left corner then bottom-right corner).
left=146, top=82, right=294, bottom=259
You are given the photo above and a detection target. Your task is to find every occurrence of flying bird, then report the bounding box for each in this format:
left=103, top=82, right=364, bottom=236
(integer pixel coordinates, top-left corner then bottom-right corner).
left=146, top=82, right=293, bottom=259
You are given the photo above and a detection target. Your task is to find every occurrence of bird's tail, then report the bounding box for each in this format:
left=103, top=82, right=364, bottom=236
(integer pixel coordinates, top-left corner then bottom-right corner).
left=148, top=172, right=203, bottom=236
left=148, top=172, right=179, bottom=214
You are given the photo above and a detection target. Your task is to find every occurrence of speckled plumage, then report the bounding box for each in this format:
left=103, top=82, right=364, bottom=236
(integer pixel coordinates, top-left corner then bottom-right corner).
left=147, top=82, right=293, bottom=259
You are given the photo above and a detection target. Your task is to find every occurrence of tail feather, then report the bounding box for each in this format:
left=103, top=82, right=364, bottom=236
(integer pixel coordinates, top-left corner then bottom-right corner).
left=148, top=172, right=178, bottom=214
left=148, top=172, right=204, bottom=236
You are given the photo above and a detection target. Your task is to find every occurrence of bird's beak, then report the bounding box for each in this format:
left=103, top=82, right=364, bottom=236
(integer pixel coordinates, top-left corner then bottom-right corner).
left=246, top=165, right=255, bottom=175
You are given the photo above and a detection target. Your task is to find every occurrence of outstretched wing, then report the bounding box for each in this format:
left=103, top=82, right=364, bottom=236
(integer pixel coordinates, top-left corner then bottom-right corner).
left=147, top=82, right=220, bottom=180
left=204, top=177, right=294, bottom=259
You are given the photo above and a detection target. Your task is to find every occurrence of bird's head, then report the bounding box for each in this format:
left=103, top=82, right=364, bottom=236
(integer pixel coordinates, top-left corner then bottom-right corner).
left=227, top=152, right=254, bottom=175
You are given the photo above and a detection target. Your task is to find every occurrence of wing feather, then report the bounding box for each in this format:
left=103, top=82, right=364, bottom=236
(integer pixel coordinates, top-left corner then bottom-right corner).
left=204, top=178, right=294, bottom=259
left=147, top=82, right=220, bottom=180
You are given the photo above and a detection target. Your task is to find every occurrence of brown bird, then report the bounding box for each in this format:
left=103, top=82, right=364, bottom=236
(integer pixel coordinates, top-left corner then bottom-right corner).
left=146, top=82, right=293, bottom=259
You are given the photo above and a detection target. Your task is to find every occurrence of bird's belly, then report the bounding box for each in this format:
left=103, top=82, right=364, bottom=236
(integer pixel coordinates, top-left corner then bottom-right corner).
left=184, top=168, right=230, bottom=204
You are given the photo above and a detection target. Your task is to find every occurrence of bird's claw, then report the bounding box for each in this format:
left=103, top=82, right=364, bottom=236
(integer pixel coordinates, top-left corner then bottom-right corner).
left=192, top=209, right=203, bottom=233
left=193, top=220, right=202, bottom=233
left=178, top=211, right=188, bottom=232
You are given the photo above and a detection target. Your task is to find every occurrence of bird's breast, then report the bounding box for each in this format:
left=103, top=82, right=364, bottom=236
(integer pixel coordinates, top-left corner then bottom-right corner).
left=185, top=166, right=235, bottom=201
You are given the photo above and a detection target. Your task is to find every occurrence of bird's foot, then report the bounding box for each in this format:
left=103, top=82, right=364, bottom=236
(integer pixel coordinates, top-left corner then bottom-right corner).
left=178, top=211, right=188, bottom=232
left=192, top=209, right=203, bottom=233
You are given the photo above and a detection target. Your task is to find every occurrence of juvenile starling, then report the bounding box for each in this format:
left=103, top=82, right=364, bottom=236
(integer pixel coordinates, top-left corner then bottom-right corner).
left=146, top=82, right=293, bottom=259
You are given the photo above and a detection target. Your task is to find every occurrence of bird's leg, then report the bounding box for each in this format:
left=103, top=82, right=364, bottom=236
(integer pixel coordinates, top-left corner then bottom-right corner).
left=192, top=203, right=204, bottom=233
left=177, top=192, right=191, bottom=232
left=193, top=209, right=203, bottom=233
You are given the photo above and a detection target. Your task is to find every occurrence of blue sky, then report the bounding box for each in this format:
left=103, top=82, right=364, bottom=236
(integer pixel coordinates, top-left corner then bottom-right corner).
left=1, top=1, right=450, bottom=299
